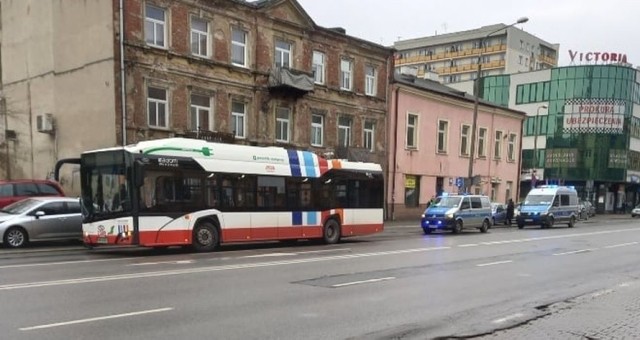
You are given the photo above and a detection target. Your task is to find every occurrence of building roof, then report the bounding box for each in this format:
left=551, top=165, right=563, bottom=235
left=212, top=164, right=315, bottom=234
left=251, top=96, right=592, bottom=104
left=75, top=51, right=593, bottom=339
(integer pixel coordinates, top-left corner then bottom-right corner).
left=393, top=73, right=526, bottom=118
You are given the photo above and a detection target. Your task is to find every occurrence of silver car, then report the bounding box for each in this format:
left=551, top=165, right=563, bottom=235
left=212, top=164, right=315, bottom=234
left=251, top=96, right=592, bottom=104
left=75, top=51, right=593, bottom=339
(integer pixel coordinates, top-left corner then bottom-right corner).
left=0, top=197, right=82, bottom=248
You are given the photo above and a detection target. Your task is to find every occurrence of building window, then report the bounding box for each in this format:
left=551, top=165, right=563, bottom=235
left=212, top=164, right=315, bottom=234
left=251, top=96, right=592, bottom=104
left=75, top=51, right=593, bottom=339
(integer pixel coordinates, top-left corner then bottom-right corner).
left=147, top=86, right=168, bottom=128
left=507, top=133, right=517, bottom=161
left=340, top=59, right=353, bottom=91
left=494, top=130, right=503, bottom=159
left=518, top=55, right=523, bottom=65
left=405, top=175, right=420, bottom=208
left=275, top=107, right=291, bottom=143
left=312, top=51, right=325, bottom=84
left=363, top=121, right=375, bottom=152
left=190, top=94, right=212, bottom=131
left=145, top=4, right=166, bottom=48
left=311, top=114, right=323, bottom=146
left=231, top=27, right=247, bottom=67
left=365, top=65, right=377, bottom=96
left=478, top=127, right=487, bottom=157
left=406, top=113, right=418, bottom=149
left=231, top=101, right=246, bottom=139
left=190, top=17, right=208, bottom=57
left=275, top=40, right=292, bottom=68
left=338, top=116, right=352, bottom=147
left=437, top=120, right=449, bottom=153
left=460, top=124, right=470, bottom=156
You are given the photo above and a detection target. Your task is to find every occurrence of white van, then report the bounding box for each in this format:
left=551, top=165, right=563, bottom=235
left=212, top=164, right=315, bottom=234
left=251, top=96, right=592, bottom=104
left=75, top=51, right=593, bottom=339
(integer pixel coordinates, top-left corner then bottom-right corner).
left=516, top=185, right=579, bottom=229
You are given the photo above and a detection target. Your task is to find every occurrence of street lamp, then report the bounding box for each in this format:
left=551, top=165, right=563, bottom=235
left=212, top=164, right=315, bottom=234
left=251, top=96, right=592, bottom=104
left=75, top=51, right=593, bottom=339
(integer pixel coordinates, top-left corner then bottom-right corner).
left=532, top=104, right=548, bottom=186
left=467, top=17, right=529, bottom=193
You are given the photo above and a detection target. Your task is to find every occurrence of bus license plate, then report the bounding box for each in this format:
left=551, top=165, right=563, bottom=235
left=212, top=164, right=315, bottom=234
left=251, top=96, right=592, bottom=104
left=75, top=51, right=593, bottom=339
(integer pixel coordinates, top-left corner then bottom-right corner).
left=97, top=237, right=108, bottom=244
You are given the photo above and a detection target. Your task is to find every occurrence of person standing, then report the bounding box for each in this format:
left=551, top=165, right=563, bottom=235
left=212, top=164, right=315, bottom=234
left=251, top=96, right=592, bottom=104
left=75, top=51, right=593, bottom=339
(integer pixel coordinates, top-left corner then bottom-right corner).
left=506, top=198, right=515, bottom=226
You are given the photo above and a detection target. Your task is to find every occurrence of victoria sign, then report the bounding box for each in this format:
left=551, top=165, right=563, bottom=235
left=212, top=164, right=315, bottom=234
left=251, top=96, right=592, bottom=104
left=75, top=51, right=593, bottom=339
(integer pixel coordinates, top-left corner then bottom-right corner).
left=569, top=50, right=628, bottom=64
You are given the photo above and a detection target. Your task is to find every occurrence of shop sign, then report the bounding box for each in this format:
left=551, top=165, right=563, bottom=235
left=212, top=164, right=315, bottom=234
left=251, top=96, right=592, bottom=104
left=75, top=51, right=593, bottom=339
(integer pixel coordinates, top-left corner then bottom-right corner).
left=545, top=149, right=578, bottom=168
left=563, top=99, right=625, bottom=134
left=608, top=150, right=627, bottom=168
left=405, top=176, right=416, bottom=189
left=568, top=50, right=628, bottom=64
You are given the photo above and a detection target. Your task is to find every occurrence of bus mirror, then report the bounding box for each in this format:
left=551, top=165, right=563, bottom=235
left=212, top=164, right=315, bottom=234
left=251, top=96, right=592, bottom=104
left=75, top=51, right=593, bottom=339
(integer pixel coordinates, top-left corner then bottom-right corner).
left=134, top=161, right=144, bottom=187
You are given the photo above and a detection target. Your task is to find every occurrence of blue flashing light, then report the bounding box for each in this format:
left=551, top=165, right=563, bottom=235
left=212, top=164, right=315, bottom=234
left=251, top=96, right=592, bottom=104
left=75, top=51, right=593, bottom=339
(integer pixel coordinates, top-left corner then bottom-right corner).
left=441, top=192, right=449, bottom=197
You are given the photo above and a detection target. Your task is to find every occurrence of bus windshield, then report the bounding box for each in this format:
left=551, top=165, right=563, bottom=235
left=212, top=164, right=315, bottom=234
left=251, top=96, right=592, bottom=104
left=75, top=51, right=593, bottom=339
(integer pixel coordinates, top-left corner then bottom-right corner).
left=81, top=151, right=132, bottom=221
left=524, top=195, right=554, bottom=206
left=433, top=196, right=462, bottom=208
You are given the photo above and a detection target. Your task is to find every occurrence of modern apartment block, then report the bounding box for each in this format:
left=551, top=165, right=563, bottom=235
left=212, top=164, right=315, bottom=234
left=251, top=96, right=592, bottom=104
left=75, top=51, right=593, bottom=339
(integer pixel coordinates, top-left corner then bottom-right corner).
left=0, top=0, right=392, bottom=194
left=477, top=64, right=640, bottom=213
left=394, top=24, right=559, bottom=84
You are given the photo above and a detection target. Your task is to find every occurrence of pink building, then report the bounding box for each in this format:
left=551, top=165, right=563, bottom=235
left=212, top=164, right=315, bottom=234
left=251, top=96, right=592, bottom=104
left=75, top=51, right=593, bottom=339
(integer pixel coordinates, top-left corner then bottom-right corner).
left=387, top=74, right=526, bottom=220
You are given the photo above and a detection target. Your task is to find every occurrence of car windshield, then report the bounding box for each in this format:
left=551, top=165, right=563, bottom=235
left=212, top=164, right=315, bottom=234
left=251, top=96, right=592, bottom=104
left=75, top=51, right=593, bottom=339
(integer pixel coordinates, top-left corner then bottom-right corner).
left=433, top=196, right=462, bottom=208
left=524, top=195, right=554, bottom=205
left=0, top=198, right=40, bottom=214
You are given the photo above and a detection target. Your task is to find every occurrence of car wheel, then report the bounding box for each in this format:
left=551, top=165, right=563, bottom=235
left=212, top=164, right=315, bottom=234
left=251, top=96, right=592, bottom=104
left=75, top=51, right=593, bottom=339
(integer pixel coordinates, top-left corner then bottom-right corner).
left=4, top=227, right=28, bottom=248
left=323, top=219, right=341, bottom=244
left=423, top=228, right=432, bottom=235
left=192, top=221, right=219, bottom=252
left=517, top=223, right=524, bottom=229
left=480, top=219, right=489, bottom=233
left=546, top=217, right=555, bottom=229
left=452, top=220, right=463, bottom=234
left=568, top=216, right=576, bottom=228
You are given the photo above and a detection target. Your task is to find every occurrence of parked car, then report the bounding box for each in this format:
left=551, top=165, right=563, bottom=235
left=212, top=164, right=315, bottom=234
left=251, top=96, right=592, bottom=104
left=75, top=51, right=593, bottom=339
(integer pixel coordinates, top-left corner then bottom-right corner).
left=0, top=179, right=65, bottom=209
left=582, top=200, right=596, bottom=217
left=0, top=197, right=82, bottom=248
left=577, top=201, right=589, bottom=220
left=632, top=204, right=640, bottom=218
left=491, top=203, right=507, bottom=226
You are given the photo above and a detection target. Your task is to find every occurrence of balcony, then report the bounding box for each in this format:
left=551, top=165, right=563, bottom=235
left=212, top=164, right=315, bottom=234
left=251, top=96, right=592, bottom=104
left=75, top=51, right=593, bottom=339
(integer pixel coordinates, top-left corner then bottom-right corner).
left=539, top=54, right=557, bottom=66
left=181, top=129, right=236, bottom=144
left=396, top=44, right=507, bottom=66
left=434, top=59, right=506, bottom=75
left=268, top=67, right=314, bottom=98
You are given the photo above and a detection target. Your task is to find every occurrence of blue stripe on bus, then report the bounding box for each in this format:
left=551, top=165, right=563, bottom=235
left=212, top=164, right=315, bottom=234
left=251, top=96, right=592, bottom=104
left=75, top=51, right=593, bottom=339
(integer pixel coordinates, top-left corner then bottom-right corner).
left=292, top=211, right=303, bottom=225
left=287, top=150, right=302, bottom=177
left=306, top=211, right=317, bottom=225
left=302, top=152, right=317, bottom=178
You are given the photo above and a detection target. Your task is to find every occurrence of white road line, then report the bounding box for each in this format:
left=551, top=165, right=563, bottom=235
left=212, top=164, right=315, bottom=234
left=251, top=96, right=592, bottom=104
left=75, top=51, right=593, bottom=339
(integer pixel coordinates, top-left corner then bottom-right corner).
left=492, top=313, right=524, bottom=324
left=294, top=248, right=351, bottom=254
left=0, top=246, right=451, bottom=291
left=552, top=249, right=595, bottom=256
left=458, top=244, right=479, bottom=247
left=0, top=257, right=140, bottom=270
left=590, top=289, right=614, bottom=298
left=332, top=277, right=396, bottom=287
left=604, top=242, right=639, bottom=249
left=477, top=260, right=513, bottom=267
left=243, top=253, right=297, bottom=258
left=19, top=307, right=173, bottom=331
left=129, top=260, right=194, bottom=266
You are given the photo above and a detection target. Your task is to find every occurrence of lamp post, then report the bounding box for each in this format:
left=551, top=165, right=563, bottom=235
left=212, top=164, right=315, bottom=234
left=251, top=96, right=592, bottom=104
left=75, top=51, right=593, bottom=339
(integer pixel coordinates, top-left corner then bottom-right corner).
left=532, top=104, right=548, bottom=186
left=467, top=17, right=528, bottom=193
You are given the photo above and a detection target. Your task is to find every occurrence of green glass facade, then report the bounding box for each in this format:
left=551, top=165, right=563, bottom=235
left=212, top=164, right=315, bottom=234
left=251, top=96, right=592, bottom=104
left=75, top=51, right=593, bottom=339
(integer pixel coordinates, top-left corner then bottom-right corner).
left=481, top=65, right=640, bottom=208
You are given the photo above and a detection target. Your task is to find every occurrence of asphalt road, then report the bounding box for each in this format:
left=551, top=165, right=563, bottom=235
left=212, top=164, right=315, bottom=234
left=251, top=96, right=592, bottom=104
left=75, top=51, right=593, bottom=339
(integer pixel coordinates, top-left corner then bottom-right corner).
left=1, top=216, right=639, bottom=339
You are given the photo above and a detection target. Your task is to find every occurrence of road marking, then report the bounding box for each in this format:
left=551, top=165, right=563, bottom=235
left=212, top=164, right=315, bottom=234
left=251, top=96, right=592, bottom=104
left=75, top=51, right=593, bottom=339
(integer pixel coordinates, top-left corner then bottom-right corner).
left=590, top=289, right=614, bottom=298
left=129, top=260, right=194, bottom=266
left=552, top=249, right=595, bottom=256
left=0, top=257, right=140, bottom=270
left=19, top=307, right=173, bottom=331
left=458, top=244, right=479, bottom=247
left=244, top=248, right=352, bottom=258
left=477, top=260, right=513, bottom=267
left=492, top=313, right=524, bottom=324
left=332, top=277, right=396, bottom=287
left=0, top=246, right=451, bottom=291
left=604, top=242, right=639, bottom=249
left=243, top=253, right=297, bottom=258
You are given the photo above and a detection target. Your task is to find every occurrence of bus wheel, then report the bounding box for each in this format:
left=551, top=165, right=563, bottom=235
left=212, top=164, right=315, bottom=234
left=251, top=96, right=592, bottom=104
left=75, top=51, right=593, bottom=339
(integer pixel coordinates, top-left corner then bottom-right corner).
left=192, top=222, right=219, bottom=252
left=545, top=217, right=554, bottom=229
left=452, top=220, right=463, bottom=234
left=323, top=219, right=341, bottom=244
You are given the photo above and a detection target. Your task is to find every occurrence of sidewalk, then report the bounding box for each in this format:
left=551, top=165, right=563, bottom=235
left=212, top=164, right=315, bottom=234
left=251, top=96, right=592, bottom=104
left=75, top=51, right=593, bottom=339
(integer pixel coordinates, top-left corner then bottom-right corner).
left=479, top=280, right=640, bottom=339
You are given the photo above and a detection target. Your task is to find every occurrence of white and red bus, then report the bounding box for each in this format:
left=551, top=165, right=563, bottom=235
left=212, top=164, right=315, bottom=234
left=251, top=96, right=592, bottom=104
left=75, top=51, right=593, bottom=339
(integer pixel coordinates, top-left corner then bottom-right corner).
left=59, top=138, right=384, bottom=251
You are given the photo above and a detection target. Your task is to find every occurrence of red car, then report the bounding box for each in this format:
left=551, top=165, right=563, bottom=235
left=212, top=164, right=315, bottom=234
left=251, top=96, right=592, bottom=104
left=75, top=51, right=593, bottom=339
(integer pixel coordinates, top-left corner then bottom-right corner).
left=0, top=180, right=66, bottom=208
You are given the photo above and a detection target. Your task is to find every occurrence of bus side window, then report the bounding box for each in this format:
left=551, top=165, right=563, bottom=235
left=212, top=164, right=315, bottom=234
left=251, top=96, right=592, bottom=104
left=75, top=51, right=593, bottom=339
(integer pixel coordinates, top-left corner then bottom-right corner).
left=560, top=194, right=570, bottom=206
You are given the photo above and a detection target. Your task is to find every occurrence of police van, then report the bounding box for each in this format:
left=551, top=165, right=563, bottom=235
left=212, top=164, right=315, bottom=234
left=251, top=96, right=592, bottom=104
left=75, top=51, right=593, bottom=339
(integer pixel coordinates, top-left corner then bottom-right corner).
left=420, top=194, right=492, bottom=234
left=516, top=185, right=579, bottom=229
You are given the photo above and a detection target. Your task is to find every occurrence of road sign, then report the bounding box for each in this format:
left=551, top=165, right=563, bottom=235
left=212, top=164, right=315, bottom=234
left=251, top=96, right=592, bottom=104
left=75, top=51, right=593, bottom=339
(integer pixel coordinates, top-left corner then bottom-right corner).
left=455, top=177, right=463, bottom=188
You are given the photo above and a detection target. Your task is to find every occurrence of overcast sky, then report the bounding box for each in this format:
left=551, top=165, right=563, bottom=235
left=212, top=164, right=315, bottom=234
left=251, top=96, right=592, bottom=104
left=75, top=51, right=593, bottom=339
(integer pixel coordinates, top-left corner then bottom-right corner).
left=297, top=0, right=640, bottom=67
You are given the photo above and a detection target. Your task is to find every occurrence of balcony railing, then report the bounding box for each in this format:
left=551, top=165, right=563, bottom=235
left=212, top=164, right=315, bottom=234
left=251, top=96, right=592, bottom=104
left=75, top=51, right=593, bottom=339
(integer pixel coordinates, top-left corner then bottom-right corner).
left=268, top=67, right=314, bottom=98
left=396, top=44, right=507, bottom=66
left=181, top=129, right=236, bottom=144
